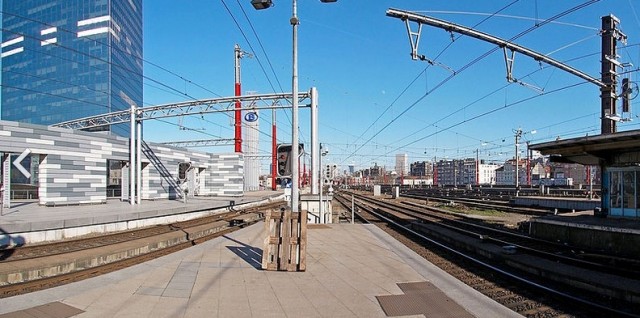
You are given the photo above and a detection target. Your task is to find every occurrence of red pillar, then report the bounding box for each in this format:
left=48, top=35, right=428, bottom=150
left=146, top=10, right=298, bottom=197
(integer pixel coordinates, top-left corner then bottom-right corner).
left=234, top=44, right=243, bottom=153
left=271, top=120, right=277, bottom=191
left=234, top=83, right=242, bottom=153
left=298, top=156, right=302, bottom=188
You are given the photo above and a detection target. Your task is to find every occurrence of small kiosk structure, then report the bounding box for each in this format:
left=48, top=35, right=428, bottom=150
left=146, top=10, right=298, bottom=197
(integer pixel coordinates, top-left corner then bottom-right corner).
left=530, top=130, right=640, bottom=218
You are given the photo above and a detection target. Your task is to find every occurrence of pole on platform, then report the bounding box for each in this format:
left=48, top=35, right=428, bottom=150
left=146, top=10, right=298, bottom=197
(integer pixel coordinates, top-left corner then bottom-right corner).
left=291, top=0, right=300, bottom=214
left=136, top=116, right=142, bottom=205
left=310, top=87, right=319, bottom=195
left=600, top=15, right=625, bottom=134
left=234, top=44, right=243, bottom=153
left=272, top=107, right=277, bottom=191
left=351, top=194, right=354, bottom=224
left=129, top=104, right=136, bottom=205
left=319, top=144, right=324, bottom=223
left=514, top=128, right=522, bottom=197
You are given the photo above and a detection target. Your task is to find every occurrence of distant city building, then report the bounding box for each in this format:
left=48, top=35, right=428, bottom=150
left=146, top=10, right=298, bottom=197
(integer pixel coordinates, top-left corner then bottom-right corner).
left=477, top=162, right=499, bottom=185
left=460, top=158, right=477, bottom=185
left=401, top=176, right=433, bottom=186
left=1, top=0, right=143, bottom=136
left=495, top=159, right=527, bottom=186
left=358, top=155, right=599, bottom=188
left=530, top=162, right=548, bottom=185
left=363, top=163, right=383, bottom=178
left=395, top=154, right=409, bottom=176
left=435, top=159, right=471, bottom=186
left=435, top=160, right=460, bottom=186
left=434, top=158, right=498, bottom=186
left=410, top=161, right=433, bottom=179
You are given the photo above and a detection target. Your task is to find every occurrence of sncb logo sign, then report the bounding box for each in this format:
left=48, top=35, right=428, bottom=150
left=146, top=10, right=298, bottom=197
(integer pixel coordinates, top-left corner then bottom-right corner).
left=244, top=112, right=258, bottom=122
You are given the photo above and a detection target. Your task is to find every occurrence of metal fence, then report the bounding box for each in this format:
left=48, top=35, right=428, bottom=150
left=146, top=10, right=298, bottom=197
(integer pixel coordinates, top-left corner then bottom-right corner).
left=9, top=189, right=38, bottom=200
left=4, top=189, right=122, bottom=200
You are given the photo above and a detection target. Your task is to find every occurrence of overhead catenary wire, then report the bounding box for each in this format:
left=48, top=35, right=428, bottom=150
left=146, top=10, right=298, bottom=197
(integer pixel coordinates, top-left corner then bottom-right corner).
left=346, top=1, right=525, bottom=161
left=0, top=9, right=224, bottom=100
left=0, top=27, right=198, bottom=110
left=410, top=45, right=640, bottom=157
left=0, top=10, right=240, bottom=135
left=416, top=10, right=600, bottom=31
left=0, top=14, right=289, bottom=145
left=455, top=112, right=599, bottom=153
left=379, top=81, right=591, bottom=161
left=351, top=0, right=522, bottom=148
left=219, top=0, right=318, bottom=152
left=342, top=0, right=601, bottom=165
left=388, top=45, right=602, bottom=147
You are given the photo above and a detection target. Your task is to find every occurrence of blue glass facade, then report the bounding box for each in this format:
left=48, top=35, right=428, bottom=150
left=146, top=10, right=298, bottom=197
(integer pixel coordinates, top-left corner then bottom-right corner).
left=1, top=0, right=142, bottom=136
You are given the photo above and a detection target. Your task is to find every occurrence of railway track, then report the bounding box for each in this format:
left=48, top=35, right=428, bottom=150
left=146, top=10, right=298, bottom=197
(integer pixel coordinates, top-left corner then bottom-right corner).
left=371, top=185, right=601, bottom=200
left=336, top=191, right=640, bottom=318
left=365, top=194, right=640, bottom=276
left=333, top=193, right=368, bottom=224
left=0, top=201, right=285, bottom=298
left=401, top=191, right=552, bottom=215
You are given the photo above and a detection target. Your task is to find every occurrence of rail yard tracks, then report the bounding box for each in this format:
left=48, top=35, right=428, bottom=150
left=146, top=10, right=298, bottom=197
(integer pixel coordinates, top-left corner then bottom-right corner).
left=335, top=191, right=640, bottom=318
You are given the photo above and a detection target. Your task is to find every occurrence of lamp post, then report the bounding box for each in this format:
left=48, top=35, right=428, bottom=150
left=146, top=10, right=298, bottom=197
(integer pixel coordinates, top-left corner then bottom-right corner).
left=319, top=143, right=328, bottom=223
left=513, top=128, right=536, bottom=197
left=514, top=129, right=522, bottom=197
left=251, top=0, right=337, bottom=215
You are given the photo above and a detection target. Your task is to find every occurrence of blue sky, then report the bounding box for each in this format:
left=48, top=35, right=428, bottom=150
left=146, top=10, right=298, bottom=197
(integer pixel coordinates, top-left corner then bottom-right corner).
left=141, top=0, right=640, bottom=173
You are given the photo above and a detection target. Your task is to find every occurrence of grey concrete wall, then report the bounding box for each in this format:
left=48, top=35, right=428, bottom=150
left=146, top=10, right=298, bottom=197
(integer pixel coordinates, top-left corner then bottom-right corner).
left=141, top=146, right=243, bottom=199
left=530, top=220, right=640, bottom=259
left=0, top=120, right=243, bottom=205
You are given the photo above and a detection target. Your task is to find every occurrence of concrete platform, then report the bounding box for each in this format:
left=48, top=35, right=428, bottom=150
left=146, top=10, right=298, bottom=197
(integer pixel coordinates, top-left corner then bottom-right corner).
left=0, top=223, right=521, bottom=318
left=528, top=212, right=640, bottom=258
left=511, top=196, right=599, bottom=211
left=0, top=191, right=284, bottom=246
left=511, top=196, right=600, bottom=211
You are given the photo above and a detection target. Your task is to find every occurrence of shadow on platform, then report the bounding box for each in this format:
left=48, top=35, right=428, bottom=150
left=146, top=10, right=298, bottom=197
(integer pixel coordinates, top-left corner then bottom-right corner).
left=224, top=235, right=263, bottom=269
left=0, top=227, right=25, bottom=260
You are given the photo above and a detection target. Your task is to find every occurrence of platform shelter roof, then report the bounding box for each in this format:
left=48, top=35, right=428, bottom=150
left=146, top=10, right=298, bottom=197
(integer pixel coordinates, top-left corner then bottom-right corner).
left=529, top=129, right=640, bottom=165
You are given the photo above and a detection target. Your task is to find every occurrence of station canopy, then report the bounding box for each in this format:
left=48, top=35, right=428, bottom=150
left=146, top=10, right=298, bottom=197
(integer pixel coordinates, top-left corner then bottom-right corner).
left=529, top=129, right=640, bottom=165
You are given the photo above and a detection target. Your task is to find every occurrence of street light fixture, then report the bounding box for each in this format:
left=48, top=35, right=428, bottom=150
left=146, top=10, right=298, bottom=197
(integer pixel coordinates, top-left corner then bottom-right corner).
left=251, top=0, right=272, bottom=10
left=251, top=0, right=337, bottom=216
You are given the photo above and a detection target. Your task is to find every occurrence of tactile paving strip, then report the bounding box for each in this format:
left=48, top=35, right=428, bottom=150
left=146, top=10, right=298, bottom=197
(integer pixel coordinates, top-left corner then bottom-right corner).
left=376, top=281, right=474, bottom=317
left=0, top=301, right=84, bottom=318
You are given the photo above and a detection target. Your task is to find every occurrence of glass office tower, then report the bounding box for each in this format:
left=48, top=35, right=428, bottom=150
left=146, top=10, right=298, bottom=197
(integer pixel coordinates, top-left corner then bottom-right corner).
left=1, top=0, right=143, bottom=136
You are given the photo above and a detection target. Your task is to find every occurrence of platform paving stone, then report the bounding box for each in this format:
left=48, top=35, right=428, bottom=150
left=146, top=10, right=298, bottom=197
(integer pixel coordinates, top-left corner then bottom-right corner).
left=0, top=222, right=522, bottom=317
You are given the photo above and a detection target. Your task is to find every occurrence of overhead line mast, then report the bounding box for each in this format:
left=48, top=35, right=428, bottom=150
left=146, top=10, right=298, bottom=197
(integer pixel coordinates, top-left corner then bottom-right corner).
left=234, top=44, right=252, bottom=152
left=386, top=8, right=628, bottom=134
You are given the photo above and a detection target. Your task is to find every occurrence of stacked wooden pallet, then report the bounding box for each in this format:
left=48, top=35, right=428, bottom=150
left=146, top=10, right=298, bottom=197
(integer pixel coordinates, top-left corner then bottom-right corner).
left=261, top=208, right=307, bottom=271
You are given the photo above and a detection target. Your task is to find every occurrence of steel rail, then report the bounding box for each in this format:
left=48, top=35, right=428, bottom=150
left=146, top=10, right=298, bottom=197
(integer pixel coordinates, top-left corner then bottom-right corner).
left=338, top=191, right=639, bottom=317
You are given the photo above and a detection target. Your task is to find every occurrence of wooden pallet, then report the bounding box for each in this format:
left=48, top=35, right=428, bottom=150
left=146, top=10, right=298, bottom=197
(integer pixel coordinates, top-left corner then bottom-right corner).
left=261, top=208, right=307, bottom=271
